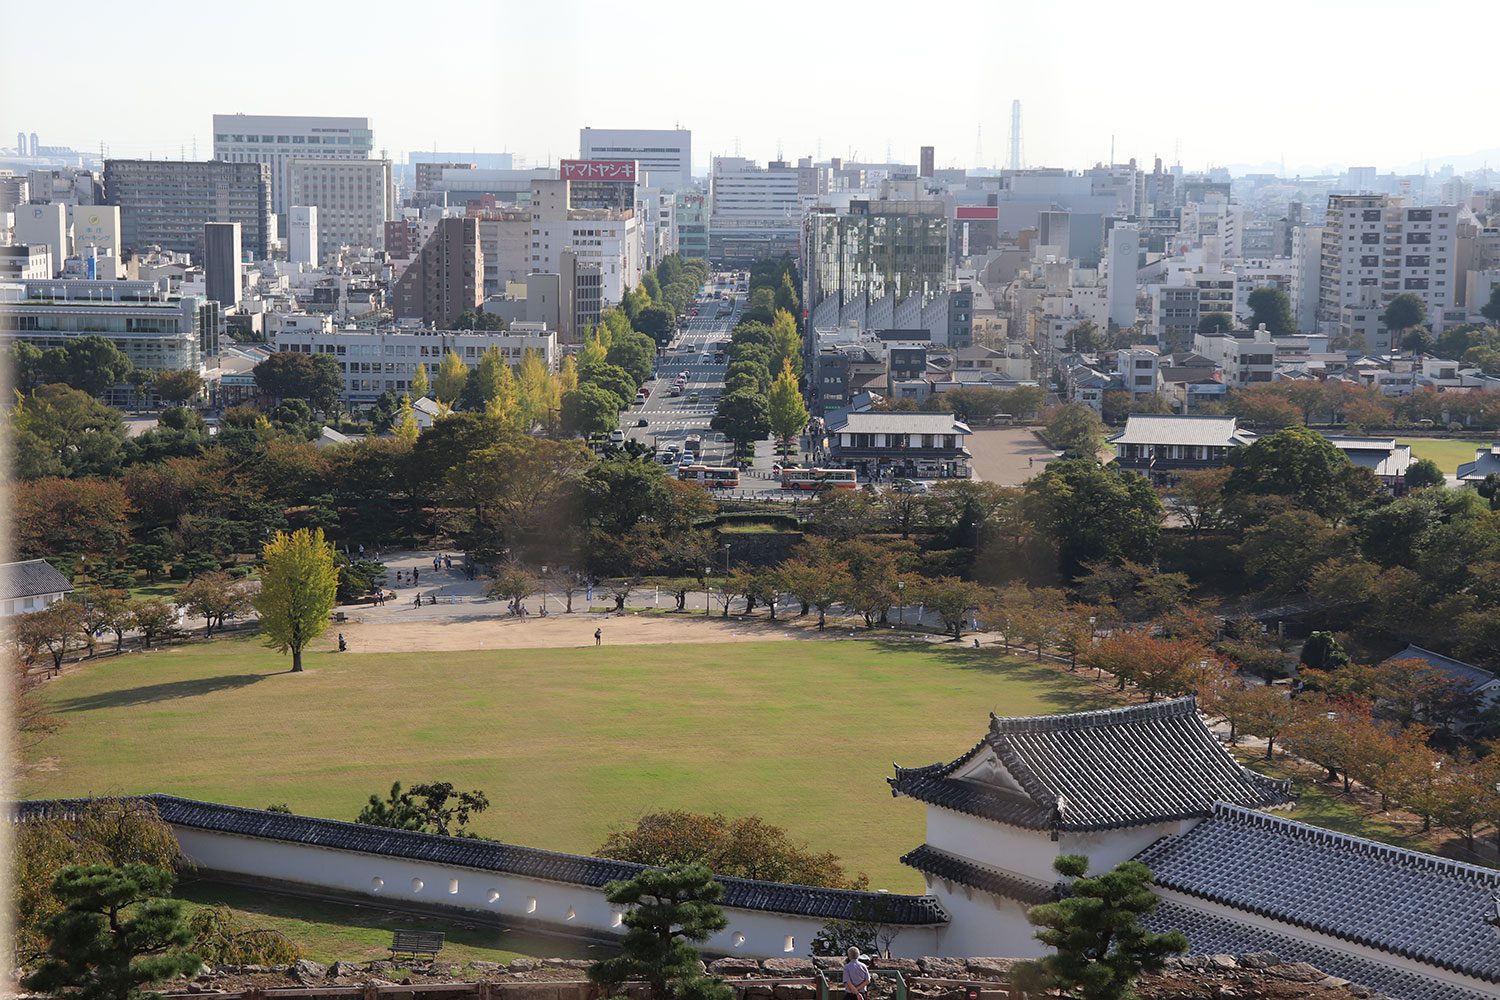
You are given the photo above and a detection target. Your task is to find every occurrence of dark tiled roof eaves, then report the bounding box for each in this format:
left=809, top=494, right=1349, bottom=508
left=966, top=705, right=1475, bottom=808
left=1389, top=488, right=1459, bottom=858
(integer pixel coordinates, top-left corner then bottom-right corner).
left=899, top=844, right=1061, bottom=905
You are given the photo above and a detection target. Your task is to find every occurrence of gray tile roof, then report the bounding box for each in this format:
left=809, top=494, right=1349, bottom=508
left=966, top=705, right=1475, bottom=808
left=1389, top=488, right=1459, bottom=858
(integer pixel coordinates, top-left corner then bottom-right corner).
left=1382, top=645, right=1498, bottom=693
left=1143, top=899, right=1495, bottom=1000
left=826, top=412, right=972, bottom=435
left=898, top=843, right=1062, bottom=905
left=1135, top=803, right=1500, bottom=986
left=891, top=698, right=1291, bottom=832
left=1107, top=415, right=1255, bottom=448
left=0, top=559, right=73, bottom=602
left=14, top=796, right=948, bottom=926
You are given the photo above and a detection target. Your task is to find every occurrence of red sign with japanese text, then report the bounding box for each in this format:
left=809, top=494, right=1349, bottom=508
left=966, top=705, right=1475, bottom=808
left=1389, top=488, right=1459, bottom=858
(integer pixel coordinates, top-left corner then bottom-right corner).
left=560, top=159, right=638, bottom=182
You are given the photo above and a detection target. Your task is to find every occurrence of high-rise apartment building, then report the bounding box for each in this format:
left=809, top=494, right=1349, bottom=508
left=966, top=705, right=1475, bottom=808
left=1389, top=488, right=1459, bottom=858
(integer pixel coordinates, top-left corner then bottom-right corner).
left=286, top=159, right=393, bottom=252
left=391, top=217, right=482, bottom=329
left=1319, top=195, right=1461, bottom=340
left=802, top=200, right=950, bottom=310
left=579, top=128, right=691, bottom=189
left=212, top=114, right=374, bottom=215
left=105, top=159, right=271, bottom=259
left=203, top=222, right=242, bottom=308
left=709, top=157, right=800, bottom=264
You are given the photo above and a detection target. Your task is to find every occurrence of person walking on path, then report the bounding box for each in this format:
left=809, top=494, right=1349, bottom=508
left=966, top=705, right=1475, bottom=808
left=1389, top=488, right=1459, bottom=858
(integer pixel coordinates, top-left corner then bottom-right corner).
left=594, top=627, right=602, bottom=646
left=842, top=948, right=871, bottom=1000
left=413, top=568, right=420, bottom=586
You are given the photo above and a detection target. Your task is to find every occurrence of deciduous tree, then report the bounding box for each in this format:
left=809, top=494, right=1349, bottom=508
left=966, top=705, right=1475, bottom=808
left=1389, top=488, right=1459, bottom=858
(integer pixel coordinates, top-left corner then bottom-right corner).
left=253, top=528, right=338, bottom=672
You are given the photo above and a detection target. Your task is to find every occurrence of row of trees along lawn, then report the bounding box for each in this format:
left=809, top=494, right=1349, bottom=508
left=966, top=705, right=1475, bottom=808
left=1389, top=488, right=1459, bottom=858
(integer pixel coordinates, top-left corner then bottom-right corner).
left=709, top=257, right=809, bottom=461
left=15, top=795, right=1180, bottom=1000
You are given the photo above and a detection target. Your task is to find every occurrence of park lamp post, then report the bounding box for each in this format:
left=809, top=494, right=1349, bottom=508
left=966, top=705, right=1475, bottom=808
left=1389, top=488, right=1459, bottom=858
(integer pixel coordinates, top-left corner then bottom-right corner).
left=704, top=567, right=711, bottom=616
left=897, top=580, right=905, bottom=627
left=1089, top=617, right=1100, bottom=679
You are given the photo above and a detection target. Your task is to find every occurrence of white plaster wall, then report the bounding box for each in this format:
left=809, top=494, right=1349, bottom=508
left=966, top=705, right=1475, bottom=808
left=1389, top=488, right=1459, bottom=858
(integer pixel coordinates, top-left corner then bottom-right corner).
left=172, top=828, right=938, bottom=959
left=926, top=880, right=1043, bottom=960
left=1154, top=888, right=1495, bottom=999
left=924, top=808, right=1059, bottom=882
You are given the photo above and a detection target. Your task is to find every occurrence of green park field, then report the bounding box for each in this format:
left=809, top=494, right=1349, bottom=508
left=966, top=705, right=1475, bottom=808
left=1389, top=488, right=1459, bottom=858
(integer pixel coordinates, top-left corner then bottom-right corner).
left=23, top=635, right=1102, bottom=892
left=1403, top=437, right=1494, bottom=474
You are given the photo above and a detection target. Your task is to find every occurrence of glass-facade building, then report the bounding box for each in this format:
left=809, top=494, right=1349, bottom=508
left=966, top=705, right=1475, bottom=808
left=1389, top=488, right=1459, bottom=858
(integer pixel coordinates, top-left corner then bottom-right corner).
left=804, top=201, right=951, bottom=309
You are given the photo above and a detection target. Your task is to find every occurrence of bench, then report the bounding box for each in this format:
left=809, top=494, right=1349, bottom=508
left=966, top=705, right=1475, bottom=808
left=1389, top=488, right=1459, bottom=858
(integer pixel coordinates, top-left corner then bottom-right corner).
left=389, top=929, right=444, bottom=960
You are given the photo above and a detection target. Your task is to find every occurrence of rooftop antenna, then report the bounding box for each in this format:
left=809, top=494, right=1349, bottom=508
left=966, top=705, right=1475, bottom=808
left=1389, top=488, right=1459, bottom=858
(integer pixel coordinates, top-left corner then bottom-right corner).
left=1110, top=134, right=1115, bottom=167
left=974, top=125, right=983, bottom=171
left=734, top=135, right=741, bottom=156
left=816, top=136, right=822, bottom=160
left=1174, top=138, right=1181, bottom=168
left=776, top=137, right=783, bottom=160
left=1008, top=100, right=1024, bottom=171
left=885, top=137, right=892, bottom=163
left=192, top=135, right=197, bottom=159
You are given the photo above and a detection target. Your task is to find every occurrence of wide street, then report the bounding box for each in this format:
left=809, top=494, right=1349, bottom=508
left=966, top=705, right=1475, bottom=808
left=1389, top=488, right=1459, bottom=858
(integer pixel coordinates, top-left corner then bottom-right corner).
left=624, top=273, right=782, bottom=490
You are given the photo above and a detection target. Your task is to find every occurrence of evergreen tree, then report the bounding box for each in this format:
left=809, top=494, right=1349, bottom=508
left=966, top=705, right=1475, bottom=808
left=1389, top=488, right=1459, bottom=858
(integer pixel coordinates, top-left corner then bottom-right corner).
left=588, top=864, right=732, bottom=1000
left=253, top=528, right=338, bottom=672
left=1246, top=287, right=1296, bottom=337
left=25, top=864, right=201, bottom=1000
left=1011, top=856, right=1187, bottom=1000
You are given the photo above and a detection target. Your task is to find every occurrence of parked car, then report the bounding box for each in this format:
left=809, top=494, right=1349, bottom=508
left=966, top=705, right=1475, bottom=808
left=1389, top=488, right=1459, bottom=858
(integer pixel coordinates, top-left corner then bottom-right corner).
left=609, top=429, right=626, bottom=443
left=636, top=417, right=649, bottom=427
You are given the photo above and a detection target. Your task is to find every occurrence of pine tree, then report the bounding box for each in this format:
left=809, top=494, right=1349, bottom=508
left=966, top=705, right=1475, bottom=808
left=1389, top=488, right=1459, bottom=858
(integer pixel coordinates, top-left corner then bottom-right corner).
left=434, top=350, right=468, bottom=404
left=767, top=360, right=809, bottom=460
left=1012, top=856, right=1187, bottom=1000
left=253, top=528, right=338, bottom=672
left=411, top=360, right=431, bottom=399
left=25, top=864, right=201, bottom=1000
left=588, top=864, right=732, bottom=1000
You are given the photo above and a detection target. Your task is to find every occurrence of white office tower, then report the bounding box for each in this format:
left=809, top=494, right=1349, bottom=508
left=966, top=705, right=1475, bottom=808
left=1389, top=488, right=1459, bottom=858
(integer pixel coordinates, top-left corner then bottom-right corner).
left=14, top=203, right=68, bottom=276
left=579, top=128, right=692, bottom=189
left=289, top=206, right=319, bottom=265
left=68, top=205, right=121, bottom=278
left=212, top=114, right=374, bottom=215
left=1106, top=223, right=1141, bottom=330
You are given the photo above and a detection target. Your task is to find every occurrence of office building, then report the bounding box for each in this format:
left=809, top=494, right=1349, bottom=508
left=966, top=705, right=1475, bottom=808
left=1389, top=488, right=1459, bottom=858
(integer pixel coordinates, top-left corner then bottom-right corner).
left=0, top=173, right=29, bottom=213
left=0, top=244, right=53, bottom=280
left=289, top=205, right=318, bottom=265
left=271, top=324, right=555, bottom=403
left=919, top=146, right=935, bottom=179
left=391, top=217, right=482, bottom=328
left=286, top=158, right=393, bottom=252
left=528, top=178, right=643, bottom=307
left=560, top=159, right=639, bottom=211
left=579, top=127, right=691, bottom=189
left=803, top=200, right=950, bottom=310
left=13, top=202, right=67, bottom=276
left=1319, top=195, right=1461, bottom=335
left=0, top=278, right=218, bottom=391
left=105, top=159, right=272, bottom=259
left=204, top=222, right=242, bottom=308
left=414, top=161, right=473, bottom=192
left=473, top=209, right=531, bottom=294
left=68, top=205, right=122, bottom=278
left=709, top=157, right=800, bottom=264
left=675, top=192, right=708, bottom=261
left=212, top=114, right=374, bottom=215
left=1105, top=222, right=1141, bottom=330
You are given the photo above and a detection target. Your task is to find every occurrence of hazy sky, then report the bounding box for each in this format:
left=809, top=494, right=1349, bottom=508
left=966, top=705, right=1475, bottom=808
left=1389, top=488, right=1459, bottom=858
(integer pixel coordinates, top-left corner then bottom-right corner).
left=3, top=0, right=1492, bottom=175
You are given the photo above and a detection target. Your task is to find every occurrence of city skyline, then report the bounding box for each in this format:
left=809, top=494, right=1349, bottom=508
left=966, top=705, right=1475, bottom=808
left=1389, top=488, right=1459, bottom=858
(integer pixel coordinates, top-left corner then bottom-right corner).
left=3, top=0, right=1494, bottom=176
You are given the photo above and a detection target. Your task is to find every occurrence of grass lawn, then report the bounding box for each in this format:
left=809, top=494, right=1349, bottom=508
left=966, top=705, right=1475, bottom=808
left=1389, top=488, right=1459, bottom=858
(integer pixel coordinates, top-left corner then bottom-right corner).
left=177, top=877, right=602, bottom=965
left=1402, top=437, right=1494, bottom=474
left=24, top=636, right=1101, bottom=891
